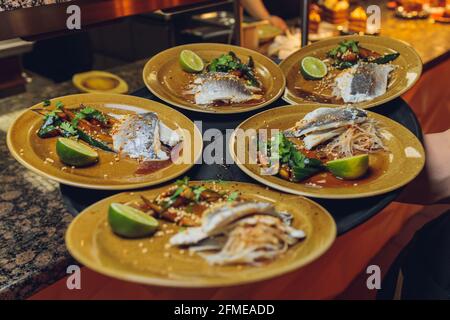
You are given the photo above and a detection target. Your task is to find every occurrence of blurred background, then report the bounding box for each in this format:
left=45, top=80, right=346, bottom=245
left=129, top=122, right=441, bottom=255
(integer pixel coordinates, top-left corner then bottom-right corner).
left=0, top=0, right=448, bottom=99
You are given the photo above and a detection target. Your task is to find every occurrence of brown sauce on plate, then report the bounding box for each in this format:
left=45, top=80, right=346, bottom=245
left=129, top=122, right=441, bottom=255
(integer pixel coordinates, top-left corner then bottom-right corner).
left=287, top=137, right=389, bottom=188
left=135, top=160, right=172, bottom=174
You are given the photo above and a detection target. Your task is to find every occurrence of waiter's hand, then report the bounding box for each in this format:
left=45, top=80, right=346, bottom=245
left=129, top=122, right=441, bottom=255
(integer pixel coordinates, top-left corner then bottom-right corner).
left=268, top=15, right=288, bottom=31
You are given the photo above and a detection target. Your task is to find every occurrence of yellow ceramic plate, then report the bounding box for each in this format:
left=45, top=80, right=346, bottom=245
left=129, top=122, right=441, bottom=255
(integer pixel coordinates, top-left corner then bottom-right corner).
left=143, top=43, right=286, bottom=114
left=66, top=181, right=336, bottom=287
left=230, top=105, right=425, bottom=199
left=73, top=71, right=128, bottom=94
left=7, top=93, right=203, bottom=190
left=280, top=35, right=422, bottom=109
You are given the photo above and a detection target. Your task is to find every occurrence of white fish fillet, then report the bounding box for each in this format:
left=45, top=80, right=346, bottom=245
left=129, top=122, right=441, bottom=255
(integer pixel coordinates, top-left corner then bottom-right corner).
left=169, top=227, right=208, bottom=246
left=333, top=62, right=394, bottom=103
left=286, top=107, right=367, bottom=137
left=169, top=201, right=306, bottom=266
left=186, top=72, right=262, bottom=105
left=201, top=202, right=276, bottom=235
left=111, top=112, right=181, bottom=161
left=303, top=127, right=346, bottom=150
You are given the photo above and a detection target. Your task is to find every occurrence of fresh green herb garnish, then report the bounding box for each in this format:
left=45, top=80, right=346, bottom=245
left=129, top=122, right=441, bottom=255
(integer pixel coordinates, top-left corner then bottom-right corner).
left=176, top=176, right=190, bottom=186
left=269, top=133, right=323, bottom=182
left=328, top=40, right=360, bottom=58
left=43, top=100, right=51, bottom=107
left=207, top=51, right=260, bottom=87
left=71, top=106, right=108, bottom=127
left=170, top=187, right=184, bottom=201
left=193, top=186, right=206, bottom=202
left=59, top=122, right=78, bottom=137
left=71, top=112, right=85, bottom=127
left=227, top=191, right=239, bottom=202
left=80, top=106, right=108, bottom=124
left=55, top=101, right=64, bottom=109
left=37, top=111, right=62, bottom=138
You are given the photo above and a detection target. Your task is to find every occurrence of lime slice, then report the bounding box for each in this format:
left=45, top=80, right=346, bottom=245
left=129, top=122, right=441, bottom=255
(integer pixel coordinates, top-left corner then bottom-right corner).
left=300, top=56, right=328, bottom=80
left=108, top=203, right=159, bottom=238
left=56, top=137, right=99, bottom=167
left=179, top=50, right=204, bottom=73
left=326, top=154, right=369, bottom=180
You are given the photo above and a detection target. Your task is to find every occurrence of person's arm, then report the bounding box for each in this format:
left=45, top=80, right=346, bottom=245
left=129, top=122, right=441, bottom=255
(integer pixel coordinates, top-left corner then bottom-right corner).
left=397, top=129, right=450, bottom=205
left=240, top=0, right=288, bottom=31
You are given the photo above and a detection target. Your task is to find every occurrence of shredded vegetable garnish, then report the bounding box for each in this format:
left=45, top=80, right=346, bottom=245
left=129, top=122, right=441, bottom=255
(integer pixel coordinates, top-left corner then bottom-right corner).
left=318, top=119, right=387, bottom=159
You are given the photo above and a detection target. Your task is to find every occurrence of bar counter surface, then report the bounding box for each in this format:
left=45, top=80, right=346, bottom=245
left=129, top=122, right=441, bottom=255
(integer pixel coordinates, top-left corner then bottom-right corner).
left=0, top=9, right=449, bottom=299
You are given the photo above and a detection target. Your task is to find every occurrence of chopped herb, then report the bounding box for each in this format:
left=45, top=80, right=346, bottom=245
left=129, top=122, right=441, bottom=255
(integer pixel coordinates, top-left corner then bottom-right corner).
left=71, top=106, right=108, bottom=127
left=193, top=186, right=206, bottom=202
left=268, top=133, right=323, bottom=182
left=38, top=111, right=62, bottom=138
left=227, top=191, right=239, bottom=202
left=71, top=112, right=86, bottom=127
left=43, top=100, right=51, bottom=107
left=59, top=122, right=78, bottom=136
left=176, top=176, right=190, bottom=186
left=170, top=187, right=184, bottom=200
left=79, top=106, right=107, bottom=124
left=55, top=101, right=64, bottom=109
left=206, top=51, right=260, bottom=87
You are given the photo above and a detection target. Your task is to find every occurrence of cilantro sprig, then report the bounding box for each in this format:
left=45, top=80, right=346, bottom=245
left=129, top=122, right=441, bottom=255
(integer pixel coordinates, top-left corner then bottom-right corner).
left=269, top=133, right=323, bottom=182
left=206, top=51, right=259, bottom=87
left=71, top=106, right=108, bottom=127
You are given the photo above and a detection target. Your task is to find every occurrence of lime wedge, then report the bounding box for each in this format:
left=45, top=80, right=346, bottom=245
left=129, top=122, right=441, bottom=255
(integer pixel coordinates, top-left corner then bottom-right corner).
left=179, top=50, right=204, bottom=73
left=300, top=56, right=328, bottom=80
left=108, top=203, right=159, bottom=238
left=326, top=154, right=369, bottom=180
left=56, top=137, right=99, bottom=167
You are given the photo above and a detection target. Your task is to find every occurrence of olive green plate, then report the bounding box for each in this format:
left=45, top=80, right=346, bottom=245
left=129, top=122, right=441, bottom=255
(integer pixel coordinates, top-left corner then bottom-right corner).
left=143, top=43, right=286, bottom=114
left=230, top=105, right=425, bottom=199
left=280, top=35, right=422, bottom=109
left=7, top=93, right=203, bottom=190
left=66, top=181, right=336, bottom=287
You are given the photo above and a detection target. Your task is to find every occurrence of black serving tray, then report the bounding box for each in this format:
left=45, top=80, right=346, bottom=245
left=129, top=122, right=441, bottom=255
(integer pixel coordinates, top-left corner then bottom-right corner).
left=60, top=87, right=423, bottom=235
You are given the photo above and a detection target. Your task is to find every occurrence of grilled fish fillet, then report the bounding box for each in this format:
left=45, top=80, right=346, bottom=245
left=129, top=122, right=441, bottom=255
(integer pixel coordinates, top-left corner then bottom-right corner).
left=284, top=107, right=368, bottom=150
left=333, top=62, right=394, bottom=103
left=286, top=107, right=368, bottom=137
left=186, top=72, right=262, bottom=105
left=169, top=201, right=293, bottom=246
left=111, top=112, right=181, bottom=161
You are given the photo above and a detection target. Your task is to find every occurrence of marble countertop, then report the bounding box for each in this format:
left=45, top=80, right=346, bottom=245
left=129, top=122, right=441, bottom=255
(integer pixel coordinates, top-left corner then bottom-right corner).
left=0, top=60, right=146, bottom=299
left=0, top=14, right=449, bottom=299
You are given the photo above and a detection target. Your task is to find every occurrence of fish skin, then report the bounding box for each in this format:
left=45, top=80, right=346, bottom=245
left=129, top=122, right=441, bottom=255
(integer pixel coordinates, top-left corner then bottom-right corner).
left=187, top=72, right=262, bottom=105
left=285, top=107, right=367, bottom=137
left=112, top=112, right=168, bottom=160
left=333, top=62, right=394, bottom=103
